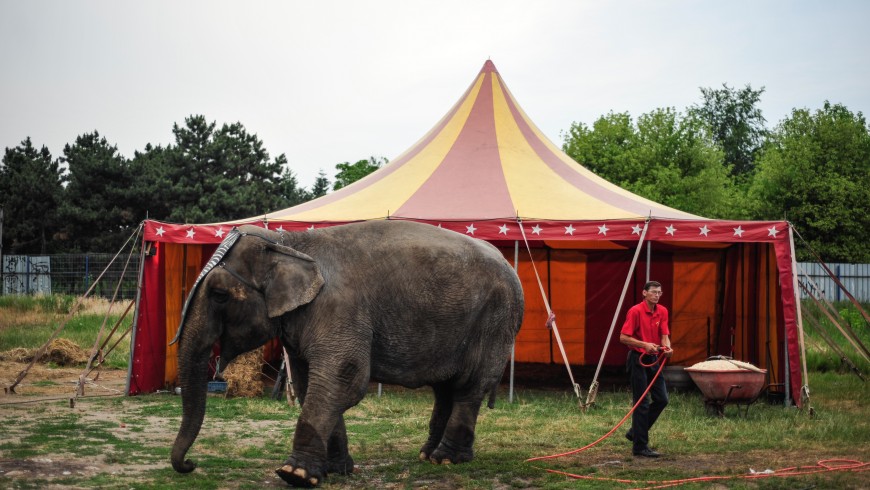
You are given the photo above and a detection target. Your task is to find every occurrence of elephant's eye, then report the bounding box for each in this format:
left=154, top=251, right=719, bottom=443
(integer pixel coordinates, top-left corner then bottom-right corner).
left=210, top=288, right=230, bottom=304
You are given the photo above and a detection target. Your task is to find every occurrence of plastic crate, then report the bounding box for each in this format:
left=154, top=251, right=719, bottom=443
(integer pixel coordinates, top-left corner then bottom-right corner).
left=207, top=381, right=227, bottom=393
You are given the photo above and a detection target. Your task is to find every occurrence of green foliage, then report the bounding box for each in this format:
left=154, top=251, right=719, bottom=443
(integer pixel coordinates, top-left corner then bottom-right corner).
left=154, top=115, right=289, bottom=223
left=332, top=156, right=387, bottom=191
left=309, top=169, right=331, bottom=199
left=276, top=166, right=311, bottom=208
left=801, top=300, right=869, bottom=374
left=57, top=132, right=136, bottom=253
left=562, top=108, right=745, bottom=218
left=750, top=102, right=870, bottom=262
left=689, top=83, right=767, bottom=179
left=0, top=138, right=64, bottom=254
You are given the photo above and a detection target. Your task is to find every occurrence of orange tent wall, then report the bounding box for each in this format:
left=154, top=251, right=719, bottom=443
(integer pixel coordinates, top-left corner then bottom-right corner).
left=502, top=243, right=786, bottom=394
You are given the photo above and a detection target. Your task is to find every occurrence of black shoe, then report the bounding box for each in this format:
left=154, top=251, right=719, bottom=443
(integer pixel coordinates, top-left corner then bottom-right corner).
left=633, top=448, right=660, bottom=458
left=625, top=430, right=633, bottom=442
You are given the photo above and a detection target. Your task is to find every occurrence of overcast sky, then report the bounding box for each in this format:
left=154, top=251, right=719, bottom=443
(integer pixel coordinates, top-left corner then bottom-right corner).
left=2, top=1, right=868, bottom=188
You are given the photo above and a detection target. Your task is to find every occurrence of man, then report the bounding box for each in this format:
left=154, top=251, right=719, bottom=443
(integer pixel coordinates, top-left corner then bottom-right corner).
left=619, top=280, right=672, bottom=458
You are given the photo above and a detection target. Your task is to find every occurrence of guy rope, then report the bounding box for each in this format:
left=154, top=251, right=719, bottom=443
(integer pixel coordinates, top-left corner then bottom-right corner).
left=581, top=218, right=650, bottom=410
left=517, top=218, right=581, bottom=399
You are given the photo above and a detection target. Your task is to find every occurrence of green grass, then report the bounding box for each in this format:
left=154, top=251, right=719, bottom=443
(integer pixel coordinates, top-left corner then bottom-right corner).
left=2, top=375, right=867, bottom=489
left=0, top=295, right=868, bottom=488
left=802, top=301, right=870, bottom=374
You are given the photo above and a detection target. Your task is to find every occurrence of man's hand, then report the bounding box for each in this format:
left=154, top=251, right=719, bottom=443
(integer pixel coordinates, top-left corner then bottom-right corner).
left=644, top=343, right=660, bottom=354
left=661, top=346, right=673, bottom=358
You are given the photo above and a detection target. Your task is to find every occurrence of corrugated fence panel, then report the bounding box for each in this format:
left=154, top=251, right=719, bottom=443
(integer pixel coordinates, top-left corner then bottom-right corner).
left=797, top=262, right=870, bottom=302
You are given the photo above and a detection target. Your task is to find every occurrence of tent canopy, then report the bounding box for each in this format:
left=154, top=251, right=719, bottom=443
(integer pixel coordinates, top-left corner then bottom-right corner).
left=133, top=60, right=802, bottom=406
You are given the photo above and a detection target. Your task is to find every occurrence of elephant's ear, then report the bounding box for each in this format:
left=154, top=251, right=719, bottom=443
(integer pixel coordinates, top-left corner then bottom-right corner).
left=264, top=244, right=324, bottom=318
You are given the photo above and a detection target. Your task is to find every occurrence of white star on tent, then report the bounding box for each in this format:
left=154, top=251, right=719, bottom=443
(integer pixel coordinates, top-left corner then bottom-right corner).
left=275, top=225, right=285, bottom=232
left=466, top=224, right=477, bottom=235
left=699, top=225, right=710, bottom=237
left=597, top=224, right=609, bottom=235
left=215, top=228, right=225, bottom=238
left=564, top=224, right=576, bottom=235
left=733, top=226, right=744, bottom=237
left=665, top=224, right=677, bottom=236
left=768, top=226, right=779, bottom=237
left=631, top=224, right=643, bottom=235
left=186, top=228, right=196, bottom=239
left=155, top=226, right=165, bottom=237
left=498, top=224, right=509, bottom=235
left=531, top=225, right=543, bottom=235
left=307, top=225, right=316, bottom=231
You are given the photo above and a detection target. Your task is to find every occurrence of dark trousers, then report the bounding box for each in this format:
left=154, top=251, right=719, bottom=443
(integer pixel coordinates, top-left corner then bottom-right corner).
left=627, top=350, right=669, bottom=452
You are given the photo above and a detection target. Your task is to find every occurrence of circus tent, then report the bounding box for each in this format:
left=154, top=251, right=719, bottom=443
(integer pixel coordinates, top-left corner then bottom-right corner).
left=130, top=60, right=805, bottom=406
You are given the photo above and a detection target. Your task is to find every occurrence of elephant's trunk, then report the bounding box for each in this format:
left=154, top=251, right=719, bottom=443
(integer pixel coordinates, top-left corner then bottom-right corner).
left=171, top=345, right=211, bottom=473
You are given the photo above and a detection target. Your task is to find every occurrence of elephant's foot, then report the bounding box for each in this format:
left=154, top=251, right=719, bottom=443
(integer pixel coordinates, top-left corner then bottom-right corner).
left=418, top=440, right=439, bottom=462
left=424, top=440, right=474, bottom=465
left=276, top=462, right=322, bottom=488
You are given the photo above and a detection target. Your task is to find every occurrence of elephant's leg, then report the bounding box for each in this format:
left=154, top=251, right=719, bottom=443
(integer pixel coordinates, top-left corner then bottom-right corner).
left=428, top=395, right=482, bottom=465
left=326, top=415, right=354, bottom=475
left=276, top=356, right=368, bottom=487
left=419, top=382, right=453, bottom=461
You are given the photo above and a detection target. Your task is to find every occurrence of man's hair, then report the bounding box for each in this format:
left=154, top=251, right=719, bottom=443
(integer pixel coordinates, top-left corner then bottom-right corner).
left=644, top=281, right=662, bottom=291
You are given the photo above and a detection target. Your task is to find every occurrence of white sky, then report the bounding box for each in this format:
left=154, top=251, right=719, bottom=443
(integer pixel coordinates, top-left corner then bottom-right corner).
left=2, top=0, right=868, bottom=188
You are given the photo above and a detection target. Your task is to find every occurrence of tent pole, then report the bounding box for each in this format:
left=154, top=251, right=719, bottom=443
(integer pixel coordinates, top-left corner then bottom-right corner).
left=789, top=227, right=810, bottom=410
left=646, top=241, right=651, bottom=283
left=509, top=240, right=519, bottom=404
left=126, top=223, right=149, bottom=395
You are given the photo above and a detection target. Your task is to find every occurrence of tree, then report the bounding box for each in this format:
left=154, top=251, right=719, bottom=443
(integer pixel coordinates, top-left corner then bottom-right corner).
left=158, top=115, right=288, bottom=223
left=0, top=138, right=64, bottom=253
left=562, top=109, right=742, bottom=218
left=332, top=156, right=387, bottom=190
left=750, top=102, right=870, bottom=262
left=57, top=132, right=136, bottom=252
left=129, top=143, right=173, bottom=222
left=689, top=83, right=767, bottom=179
left=310, top=170, right=331, bottom=199
left=276, top=166, right=311, bottom=208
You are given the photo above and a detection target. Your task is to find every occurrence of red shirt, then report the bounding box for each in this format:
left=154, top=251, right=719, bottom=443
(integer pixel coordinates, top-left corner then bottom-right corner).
left=620, top=301, right=670, bottom=353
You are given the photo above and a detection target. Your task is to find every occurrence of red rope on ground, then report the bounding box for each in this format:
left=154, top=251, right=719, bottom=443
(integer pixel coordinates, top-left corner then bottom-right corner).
left=525, top=350, right=867, bottom=487
left=525, top=354, right=668, bottom=462
left=545, top=459, right=869, bottom=489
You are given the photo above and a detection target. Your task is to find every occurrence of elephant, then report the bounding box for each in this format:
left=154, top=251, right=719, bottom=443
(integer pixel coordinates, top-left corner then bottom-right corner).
left=169, top=220, right=525, bottom=487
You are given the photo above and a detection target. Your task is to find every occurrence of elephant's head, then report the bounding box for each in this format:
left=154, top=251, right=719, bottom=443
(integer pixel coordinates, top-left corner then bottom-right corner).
left=171, top=227, right=324, bottom=474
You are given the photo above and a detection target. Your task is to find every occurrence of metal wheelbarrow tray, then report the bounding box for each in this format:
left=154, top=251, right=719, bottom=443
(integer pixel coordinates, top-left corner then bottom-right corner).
left=685, top=359, right=767, bottom=416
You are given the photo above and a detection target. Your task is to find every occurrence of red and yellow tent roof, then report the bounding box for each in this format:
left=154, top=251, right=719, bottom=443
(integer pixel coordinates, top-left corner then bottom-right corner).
left=266, top=60, right=697, bottom=222
left=144, top=60, right=788, bottom=245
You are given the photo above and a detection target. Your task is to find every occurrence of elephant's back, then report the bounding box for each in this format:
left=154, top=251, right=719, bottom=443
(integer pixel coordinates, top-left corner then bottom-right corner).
left=310, top=220, right=509, bottom=264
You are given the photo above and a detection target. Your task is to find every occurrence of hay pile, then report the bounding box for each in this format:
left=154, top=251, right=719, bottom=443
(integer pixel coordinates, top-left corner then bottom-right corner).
left=222, top=348, right=264, bottom=398
left=689, top=358, right=764, bottom=372
left=0, top=338, right=89, bottom=366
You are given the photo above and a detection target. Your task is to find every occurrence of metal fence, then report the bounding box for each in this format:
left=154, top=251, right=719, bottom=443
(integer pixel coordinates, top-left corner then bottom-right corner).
left=1, top=253, right=140, bottom=300
left=796, top=262, right=870, bottom=303
left=1, top=254, right=868, bottom=303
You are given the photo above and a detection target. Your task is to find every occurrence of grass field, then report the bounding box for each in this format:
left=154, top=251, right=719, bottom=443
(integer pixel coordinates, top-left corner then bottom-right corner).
left=0, top=295, right=868, bottom=489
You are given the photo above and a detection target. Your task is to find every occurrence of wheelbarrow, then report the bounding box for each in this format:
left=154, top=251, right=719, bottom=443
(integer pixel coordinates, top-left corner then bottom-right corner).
left=684, top=358, right=767, bottom=417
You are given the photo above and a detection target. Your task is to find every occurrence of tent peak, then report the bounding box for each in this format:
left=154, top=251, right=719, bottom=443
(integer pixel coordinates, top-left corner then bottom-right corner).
left=481, top=59, right=498, bottom=74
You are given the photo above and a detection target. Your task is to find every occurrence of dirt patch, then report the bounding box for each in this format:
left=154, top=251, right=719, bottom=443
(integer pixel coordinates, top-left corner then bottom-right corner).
left=0, top=360, right=127, bottom=399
